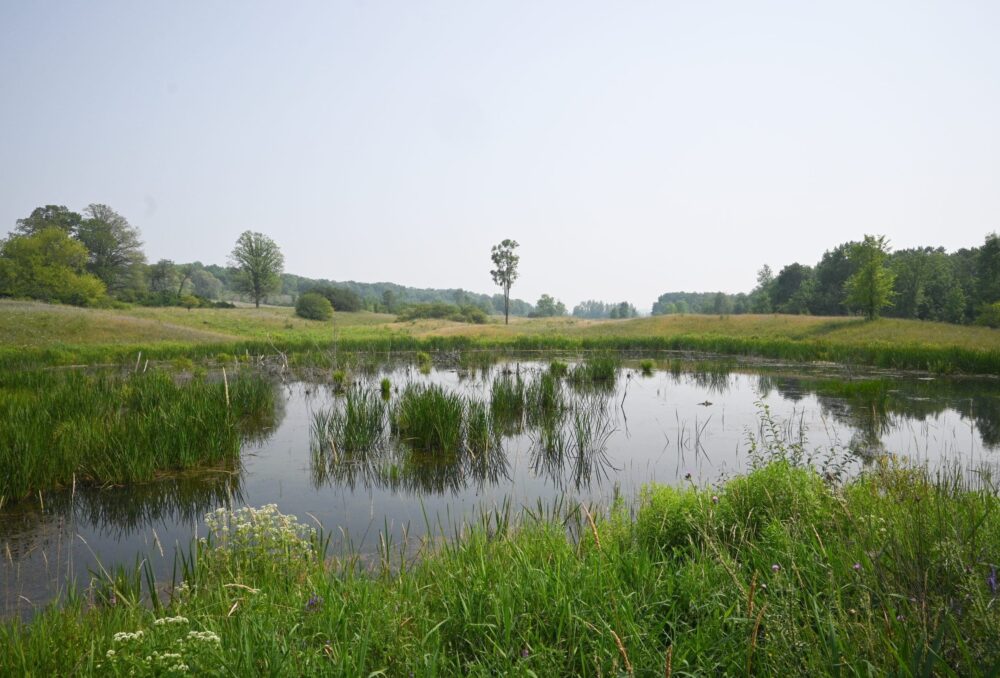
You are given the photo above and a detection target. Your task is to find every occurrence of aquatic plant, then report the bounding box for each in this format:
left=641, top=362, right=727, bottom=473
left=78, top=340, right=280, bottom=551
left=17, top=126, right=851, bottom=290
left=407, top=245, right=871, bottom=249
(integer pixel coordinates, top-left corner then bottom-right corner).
left=393, top=384, right=464, bottom=453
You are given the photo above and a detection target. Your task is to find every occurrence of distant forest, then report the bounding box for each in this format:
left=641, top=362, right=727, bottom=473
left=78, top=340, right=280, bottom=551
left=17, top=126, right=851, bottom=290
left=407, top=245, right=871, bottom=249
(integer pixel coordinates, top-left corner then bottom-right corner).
left=652, top=234, right=1000, bottom=327
left=4, top=204, right=999, bottom=327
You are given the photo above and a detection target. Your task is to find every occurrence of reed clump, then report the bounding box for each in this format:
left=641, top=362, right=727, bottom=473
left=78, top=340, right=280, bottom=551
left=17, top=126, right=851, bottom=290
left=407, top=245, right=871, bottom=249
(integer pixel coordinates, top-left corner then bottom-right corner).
left=0, top=369, right=274, bottom=502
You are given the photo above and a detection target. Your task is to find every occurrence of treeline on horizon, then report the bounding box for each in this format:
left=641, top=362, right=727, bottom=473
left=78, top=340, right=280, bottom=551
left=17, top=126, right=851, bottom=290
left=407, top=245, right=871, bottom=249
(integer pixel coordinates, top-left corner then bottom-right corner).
left=652, top=233, right=1000, bottom=328
left=0, top=203, right=649, bottom=322
left=0, top=204, right=548, bottom=317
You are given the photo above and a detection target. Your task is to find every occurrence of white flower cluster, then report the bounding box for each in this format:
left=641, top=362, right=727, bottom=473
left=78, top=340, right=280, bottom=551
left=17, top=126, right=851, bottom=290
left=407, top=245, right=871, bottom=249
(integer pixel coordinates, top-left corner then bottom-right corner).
left=204, top=504, right=314, bottom=561
left=186, top=630, right=222, bottom=645
left=154, top=615, right=190, bottom=626
left=112, top=630, right=144, bottom=642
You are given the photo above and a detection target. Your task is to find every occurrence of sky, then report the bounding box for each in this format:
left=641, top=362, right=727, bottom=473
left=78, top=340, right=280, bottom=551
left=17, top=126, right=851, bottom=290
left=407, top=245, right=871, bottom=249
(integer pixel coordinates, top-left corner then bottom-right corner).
left=2, top=1, right=999, bottom=311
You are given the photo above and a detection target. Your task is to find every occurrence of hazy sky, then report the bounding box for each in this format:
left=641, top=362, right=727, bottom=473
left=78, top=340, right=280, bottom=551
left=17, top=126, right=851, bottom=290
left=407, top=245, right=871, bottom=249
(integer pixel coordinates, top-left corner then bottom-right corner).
left=2, top=1, right=999, bottom=310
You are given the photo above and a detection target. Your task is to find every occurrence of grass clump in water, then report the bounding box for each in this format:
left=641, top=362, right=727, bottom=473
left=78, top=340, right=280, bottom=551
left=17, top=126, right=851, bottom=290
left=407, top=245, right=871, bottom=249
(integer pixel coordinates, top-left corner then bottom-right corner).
left=489, top=373, right=525, bottom=433
left=639, top=358, right=655, bottom=376
left=0, top=369, right=274, bottom=502
left=549, top=359, right=569, bottom=378
left=568, top=354, right=619, bottom=388
left=311, top=387, right=386, bottom=457
left=393, top=384, right=464, bottom=453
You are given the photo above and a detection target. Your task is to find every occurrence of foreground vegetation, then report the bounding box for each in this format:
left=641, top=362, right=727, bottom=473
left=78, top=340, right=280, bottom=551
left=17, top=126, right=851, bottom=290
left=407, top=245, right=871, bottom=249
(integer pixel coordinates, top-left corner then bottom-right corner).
left=2, top=300, right=999, bottom=374
left=2, top=454, right=997, bottom=675
left=0, top=368, right=274, bottom=503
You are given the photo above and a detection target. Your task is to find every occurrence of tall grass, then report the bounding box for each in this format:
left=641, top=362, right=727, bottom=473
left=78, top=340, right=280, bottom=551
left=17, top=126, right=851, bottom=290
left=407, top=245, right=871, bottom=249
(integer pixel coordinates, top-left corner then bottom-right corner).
left=0, top=369, right=275, bottom=503
left=4, top=452, right=998, bottom=675
left=393, top=384, right=465, bottom=453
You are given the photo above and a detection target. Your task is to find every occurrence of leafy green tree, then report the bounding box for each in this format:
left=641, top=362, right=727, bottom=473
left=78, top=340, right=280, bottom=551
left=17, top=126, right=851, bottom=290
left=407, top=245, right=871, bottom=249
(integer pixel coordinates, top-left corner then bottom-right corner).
left=14, top=205, right=83, bottom=236
left=573, top=300, right=614, bottom=318
left=75, top=204, right=146, bottom=294
left=845, top=235, right=896, bottom=320
left=977, top=233, right=1000, bottom=308
left=750, top=265, right=775, bottom=313
left=810, top=243, right=856, bottom=315
left=534, top=294, right=567, bottom=317
left=230, top=231, right=284, bottom=308
left=148, top=259, right=178, bottom=294
left=771, top=263, right=814, bottom=314
left=191, top=268, right=223, bottom=299
left=490, top=239, right=520, bottom=325
left=295, top=292, right=333, bottom=320
left=0, top=228, right=105, bottom=305
left=890, top=247, right=965, bottom=322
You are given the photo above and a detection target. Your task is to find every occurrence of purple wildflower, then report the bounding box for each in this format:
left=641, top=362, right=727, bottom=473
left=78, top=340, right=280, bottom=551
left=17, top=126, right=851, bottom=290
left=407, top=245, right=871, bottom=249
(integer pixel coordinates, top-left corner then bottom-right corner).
left=988, top=566, right=998, bottom=595
left=306, top=594, right=323, bottom=611
left=711, top=495, right=719, bottom=504
left=853, top=562, right=861, bottom=572
left=771, top=564, right=781, bottom=573
left=521, top=647, right=530, bottom=659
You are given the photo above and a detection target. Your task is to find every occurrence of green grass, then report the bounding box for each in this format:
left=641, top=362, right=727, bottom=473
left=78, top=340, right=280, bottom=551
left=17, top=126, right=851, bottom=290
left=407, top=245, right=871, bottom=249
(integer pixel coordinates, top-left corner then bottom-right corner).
left=4, top=300, right=1000, bottom=374
left=0, top=368, right=275, bottom=503
left=393, top=384, right=465, bottom=453
left=3, top=458, right=997, bottom=675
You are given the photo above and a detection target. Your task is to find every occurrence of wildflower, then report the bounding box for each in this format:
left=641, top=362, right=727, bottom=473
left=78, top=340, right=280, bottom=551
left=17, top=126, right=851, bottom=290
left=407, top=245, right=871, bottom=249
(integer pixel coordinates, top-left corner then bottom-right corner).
left=306, top=594, right=323, bottom=611
left=771, top=564, right=781, bottom=573
left=521, top=647, right=530, bottom=659
left=988, top=566, right=998, bottom=595
left=113, top=631, right=144, bottom=643
left=154, top=616, right=189, bottom=626
left=853, top=562, right=861, bottom=572
left=896, top=614, right=905, bottom=622
left=711, top=495, right=719, bottom=504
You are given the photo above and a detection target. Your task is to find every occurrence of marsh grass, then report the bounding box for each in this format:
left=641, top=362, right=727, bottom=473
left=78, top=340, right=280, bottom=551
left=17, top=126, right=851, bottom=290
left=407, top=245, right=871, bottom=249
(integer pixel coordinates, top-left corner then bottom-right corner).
left=0, top=369, right=274, bottom=502
left=568, top=354, right=619, bottom=390
left=6, top=445, right=998, bottom=675
left=311, top=387, right=386, bottom=459
left=489, top=373, right=526, bottom=434
left=393, top=384, right=465, bottom=452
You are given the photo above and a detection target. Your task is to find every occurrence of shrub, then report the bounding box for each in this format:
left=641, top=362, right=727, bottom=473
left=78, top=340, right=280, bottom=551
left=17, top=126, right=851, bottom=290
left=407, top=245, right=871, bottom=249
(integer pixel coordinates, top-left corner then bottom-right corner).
left=295, top=292, right=333, bottom=321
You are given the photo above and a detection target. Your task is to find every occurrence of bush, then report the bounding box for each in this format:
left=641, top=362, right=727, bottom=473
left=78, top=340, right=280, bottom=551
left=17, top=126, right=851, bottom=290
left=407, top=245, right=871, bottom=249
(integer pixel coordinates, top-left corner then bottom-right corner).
left=295, top=292, right=333, bottom=321
left=396, top=302, right=488, bottom=324
left=976, top=302, right=1000, bottom=328
left=304, top=284, right=363, bottom=312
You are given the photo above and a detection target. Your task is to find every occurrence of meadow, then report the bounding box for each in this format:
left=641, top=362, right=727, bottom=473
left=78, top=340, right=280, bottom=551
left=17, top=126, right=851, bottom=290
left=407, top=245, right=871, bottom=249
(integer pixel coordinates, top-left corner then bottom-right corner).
left=2, top=300, right=1000, bottom=374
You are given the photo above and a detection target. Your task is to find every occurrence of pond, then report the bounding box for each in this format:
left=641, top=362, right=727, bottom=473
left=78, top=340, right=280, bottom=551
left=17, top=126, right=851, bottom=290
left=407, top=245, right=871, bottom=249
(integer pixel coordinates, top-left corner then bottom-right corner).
left=3, top=356, right=999, bottom=616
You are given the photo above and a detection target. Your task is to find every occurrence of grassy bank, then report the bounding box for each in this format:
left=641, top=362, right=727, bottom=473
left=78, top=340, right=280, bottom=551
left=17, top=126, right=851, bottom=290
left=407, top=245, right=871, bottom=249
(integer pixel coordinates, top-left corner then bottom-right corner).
left=2, top=458, right=997, bottom=675
left=2, top=300, right=999, bottom=374
left=0, top=369, right=275, bottom=503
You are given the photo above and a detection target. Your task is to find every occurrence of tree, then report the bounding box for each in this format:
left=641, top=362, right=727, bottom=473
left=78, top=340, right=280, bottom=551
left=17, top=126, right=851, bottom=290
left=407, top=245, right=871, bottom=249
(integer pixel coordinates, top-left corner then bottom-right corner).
left=845, top=235, right=896, bottom=320
left=0, top=227, right=106, bottom=305
left=750, top=265, right=775, bottom=313
left=14, top=205, right=83, bottom=236
left=229, top=231, right=284, bottom=308
left=810, top=243, right=856, bottom=315
left=534, top=294, right=567, bottom=317
left=490, top=239, right=520, bottom=325
left=148, top=259, right=178, bottom=294
left=75, top=204, right=145, bottom=294
left=191, top=268, right=223, bottom=299
left=771, top=263, right=814, bottom=314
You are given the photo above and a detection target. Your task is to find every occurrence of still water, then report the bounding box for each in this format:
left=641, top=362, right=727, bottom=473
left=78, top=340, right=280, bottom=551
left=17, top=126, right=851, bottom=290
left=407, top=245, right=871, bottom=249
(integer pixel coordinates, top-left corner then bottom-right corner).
left=3, top=358, right=999, bottom=616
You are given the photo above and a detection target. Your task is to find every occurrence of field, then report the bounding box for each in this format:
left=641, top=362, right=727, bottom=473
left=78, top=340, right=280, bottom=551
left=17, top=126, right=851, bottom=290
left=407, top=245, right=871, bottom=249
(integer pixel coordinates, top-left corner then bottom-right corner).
left=2, top=300, right=999, bottom=373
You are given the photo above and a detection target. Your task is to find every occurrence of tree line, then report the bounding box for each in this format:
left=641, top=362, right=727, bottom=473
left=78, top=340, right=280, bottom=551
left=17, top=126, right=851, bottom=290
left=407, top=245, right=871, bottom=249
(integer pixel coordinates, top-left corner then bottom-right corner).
left=652, top=233, right=1000, bottom=326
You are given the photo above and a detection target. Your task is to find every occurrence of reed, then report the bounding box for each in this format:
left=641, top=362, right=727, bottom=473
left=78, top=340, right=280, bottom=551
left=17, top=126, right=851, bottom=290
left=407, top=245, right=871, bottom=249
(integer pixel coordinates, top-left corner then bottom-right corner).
left=393, top=384, right=464, bottom=453
left=0, top=369, right=274, bottom=502
left=5, top=453, right=998, bottom=676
